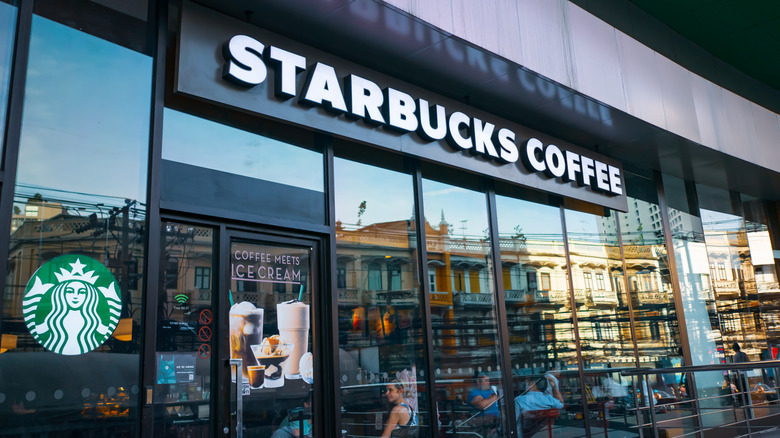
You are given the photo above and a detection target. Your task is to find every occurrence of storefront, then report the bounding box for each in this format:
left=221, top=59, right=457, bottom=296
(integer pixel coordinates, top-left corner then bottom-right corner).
left=1, top=1, right=780, bottom=438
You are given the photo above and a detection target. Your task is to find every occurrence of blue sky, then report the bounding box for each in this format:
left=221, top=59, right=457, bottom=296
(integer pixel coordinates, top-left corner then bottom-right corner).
left=15, top=16, right=152, bottom=210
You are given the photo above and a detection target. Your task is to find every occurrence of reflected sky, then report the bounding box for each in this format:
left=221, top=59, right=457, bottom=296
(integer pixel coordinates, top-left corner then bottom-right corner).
left=422, top=179, right=487, bottom=237
left=495, top=195, right=561, bottom=238
left=700, top=208, right=743, bottom=232
left=162, top=109, right=323, bottom=192
left=565, top=208, right=616, bottom=244
left=16, top=16, right=151, bottom=207
left=334, top=158, right=412, bottom=225
left=0, top=3, right=15, bottom=154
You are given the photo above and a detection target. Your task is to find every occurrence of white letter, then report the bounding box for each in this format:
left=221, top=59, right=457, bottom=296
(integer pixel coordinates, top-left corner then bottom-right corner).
left=266, top=46, right=306, bottom=98
left=544, top=145, right=566, bottom=178
left=594, top=161, right=610, bottom=192
left=471, top=118, right=499, bottom=158
left=579, top=156, right=595, bottom=187
left=222, top=35, right=267, bottom=87
left=416, top=99, right=447, bottom=141
left=383, top=88, right=418, bottom=132
left=565, top=151, right=581, bottom=182
left=609, top=165, right=623, bottom=195
left=446, top=112, right=472, bottom=150
left=346, top=74, right=385, bottom=124
left=496, top=128, right=518, bottom=163
left=521, top=138, right=546, bottom=173
left=300, top=62, right=348, bottom=113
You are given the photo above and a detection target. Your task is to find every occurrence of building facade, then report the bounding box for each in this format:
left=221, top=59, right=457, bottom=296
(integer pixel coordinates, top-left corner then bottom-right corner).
left=1, top=1, right=780, bottom=437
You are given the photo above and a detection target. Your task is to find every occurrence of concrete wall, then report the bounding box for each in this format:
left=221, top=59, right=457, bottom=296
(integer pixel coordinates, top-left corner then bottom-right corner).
left=382, top=0, right=780, bottom=172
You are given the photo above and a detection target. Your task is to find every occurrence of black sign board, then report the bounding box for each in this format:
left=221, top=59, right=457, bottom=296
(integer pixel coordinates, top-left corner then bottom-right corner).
left=176, top=1, right=628, bottom=212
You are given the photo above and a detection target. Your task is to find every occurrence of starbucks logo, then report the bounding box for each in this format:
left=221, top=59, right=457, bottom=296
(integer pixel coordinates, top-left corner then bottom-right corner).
left=22, top=255, right=122, bottom=355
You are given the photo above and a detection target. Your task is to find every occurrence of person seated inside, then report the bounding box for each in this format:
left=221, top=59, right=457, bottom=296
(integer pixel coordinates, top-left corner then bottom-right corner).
left=381, top=379, right=418, bottom=438
left=514, top=376, right=564, bottom=438
left=467, top=372, right=500, bottom=419
left=271, top=391, right=312, bottom=438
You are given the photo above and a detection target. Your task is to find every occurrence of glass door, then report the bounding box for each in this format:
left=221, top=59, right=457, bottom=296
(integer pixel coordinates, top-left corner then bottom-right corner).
left=223, top=232, right=317, bottom=438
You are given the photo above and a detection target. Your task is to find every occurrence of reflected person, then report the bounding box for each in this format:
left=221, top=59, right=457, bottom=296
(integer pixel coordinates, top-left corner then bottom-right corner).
left=271, top=391, right=312, bottom=438
left=467, top=372, right=499, bottom=419
left=381, top=380, right=417, bottom=438
left=515, top=376, right=564, bottom=438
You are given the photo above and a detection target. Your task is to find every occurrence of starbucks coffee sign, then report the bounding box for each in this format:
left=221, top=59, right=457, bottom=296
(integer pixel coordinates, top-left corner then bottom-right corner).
left=176, top=2, right=628, bottom=212
left=23, top=255, right=122, bottom=355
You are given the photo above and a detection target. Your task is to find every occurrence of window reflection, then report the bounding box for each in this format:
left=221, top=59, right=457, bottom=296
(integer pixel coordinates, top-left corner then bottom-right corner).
left=334, top=159, right=427, bottom=437
left=617, top=177, right=682, bottom=369
left=0, top=1, right=15, bottom=155
left=662, top=175, right=724, bottom=430
left=423, top=179, right=506, bottom=437
left=162, top=108, right=323, bottom=192
left=1, top=15, right=150, bottom=435
left=496, top=195, right=581, bottom=436
left=161, top=109, right=325, bottom=223
left=696, top=187, right=780, bottom=424
left=566, top=207, right=635, bottom=437
left=153, top=223, right=214, bottom=436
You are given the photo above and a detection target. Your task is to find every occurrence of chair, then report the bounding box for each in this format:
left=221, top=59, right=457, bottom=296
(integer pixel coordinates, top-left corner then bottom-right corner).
left=520, top=408, right=559, bottom=438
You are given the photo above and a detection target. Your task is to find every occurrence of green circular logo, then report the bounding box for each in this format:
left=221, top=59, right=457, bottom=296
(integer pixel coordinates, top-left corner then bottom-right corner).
left=22, top=255, right=122, bottom=355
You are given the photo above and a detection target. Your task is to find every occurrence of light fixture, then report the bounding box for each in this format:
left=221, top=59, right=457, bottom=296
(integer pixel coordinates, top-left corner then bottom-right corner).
left=113, top=318, right=133, bottom=341
left=0, top=333, right=17, bottom=353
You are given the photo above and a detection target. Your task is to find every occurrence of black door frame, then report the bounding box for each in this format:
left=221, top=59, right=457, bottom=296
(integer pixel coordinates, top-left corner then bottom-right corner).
left=216, top=227, right=324, bottom=438
left=141, top=214, right=331, bottom=438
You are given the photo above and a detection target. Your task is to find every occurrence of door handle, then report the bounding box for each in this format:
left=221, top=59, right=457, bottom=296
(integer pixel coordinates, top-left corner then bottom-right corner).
left=229, top=359, right=243, bottom=438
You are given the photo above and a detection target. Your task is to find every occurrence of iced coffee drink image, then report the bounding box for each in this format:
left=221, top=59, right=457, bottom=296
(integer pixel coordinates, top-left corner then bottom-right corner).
left=277, top=300, right=310, bottom=378
left=251, top=335, right=293, bottom=388
left=229, top=301, right=264, bottom=379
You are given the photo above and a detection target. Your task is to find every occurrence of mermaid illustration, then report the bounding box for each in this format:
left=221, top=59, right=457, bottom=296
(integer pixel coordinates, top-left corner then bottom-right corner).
left=23, top=257, right=121, bottom=355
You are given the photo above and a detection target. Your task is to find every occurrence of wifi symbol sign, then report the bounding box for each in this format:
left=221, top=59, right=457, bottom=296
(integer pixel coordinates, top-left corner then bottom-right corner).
left=174, top=294, right=189, bottom=305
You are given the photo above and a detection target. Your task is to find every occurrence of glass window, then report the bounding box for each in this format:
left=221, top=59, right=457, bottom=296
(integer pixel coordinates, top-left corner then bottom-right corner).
left=425, top=179, right=507, bottom=437
left=153, top=223, right=215, bottom=436
left=565, top=206, right=635, bottom=437
left=539, top=272, right=551, bottom=291
left=161, top=108, right=325, bottom=223
left=334, top=158, right=430, bottom=436
left=495, top=194, right=573, bottom=436
left=1, top=15, right=151, bottom=436
left=621, top=174, right=683, bottom=369
left=228, top=238, right=315, bottom=437
left=0, top=1, right=15, bottom=155
left=194, top=266, right=210, bottom=290
left=696, top=185, right=780, bottom=423
left=662, top=175, right=725, bottom=430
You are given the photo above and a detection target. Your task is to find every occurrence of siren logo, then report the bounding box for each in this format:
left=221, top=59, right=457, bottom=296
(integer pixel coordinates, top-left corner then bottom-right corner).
left=22, top=255, right=122, bottom=355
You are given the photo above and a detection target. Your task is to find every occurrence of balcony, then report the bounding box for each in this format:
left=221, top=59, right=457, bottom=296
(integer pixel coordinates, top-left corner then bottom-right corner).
left=504, top=289, right=526, bottom=304
left=453, top=292, right=494, bottom=307
left=635, top=290, right=668, bottom=305
left=713, top=280, right=740, bottom=296
left=429, top=291, right=452, bottom=306
left=589, top=289, right=618, bottom=305
left=338, top=289, right=362, bottom=306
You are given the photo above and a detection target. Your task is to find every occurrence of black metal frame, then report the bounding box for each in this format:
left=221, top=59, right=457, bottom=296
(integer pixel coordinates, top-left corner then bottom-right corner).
left=0, top=0, right=31, bottom=340
left=411, top=159, right=440, bottom=438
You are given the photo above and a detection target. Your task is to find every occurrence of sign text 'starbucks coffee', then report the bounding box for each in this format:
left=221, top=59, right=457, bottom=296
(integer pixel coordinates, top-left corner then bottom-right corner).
left=22, top=255, right=122, bottom=355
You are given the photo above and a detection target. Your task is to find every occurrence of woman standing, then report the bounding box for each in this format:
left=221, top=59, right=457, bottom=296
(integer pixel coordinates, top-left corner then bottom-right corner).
left=381, top=380, right=417, bottom=438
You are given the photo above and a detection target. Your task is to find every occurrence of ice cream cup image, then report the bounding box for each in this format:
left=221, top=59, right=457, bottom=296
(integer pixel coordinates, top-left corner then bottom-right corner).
left=299, top=352, right=313, bottom=385
left=277, top=300, right=309, bottom=378
left=251, top=336, right=293, bottom=388
left=229, top=301, right=264, bottom=380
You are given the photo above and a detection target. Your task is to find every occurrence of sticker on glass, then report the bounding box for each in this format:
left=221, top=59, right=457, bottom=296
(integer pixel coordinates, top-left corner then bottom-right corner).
left=22, top=255, right=122, bottom=355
